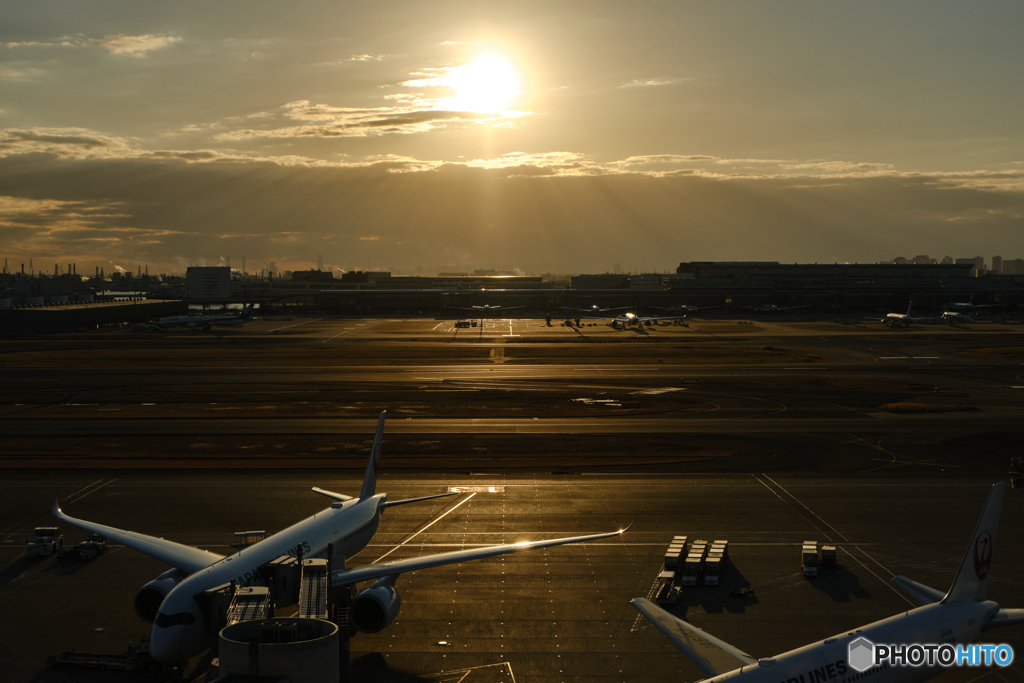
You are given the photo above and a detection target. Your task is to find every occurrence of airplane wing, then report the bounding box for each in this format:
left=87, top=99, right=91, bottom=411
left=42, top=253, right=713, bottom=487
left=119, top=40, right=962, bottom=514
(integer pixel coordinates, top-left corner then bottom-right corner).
left=332, top=519, right=633, bottom=586
left=311, top=487, right=353, bottom=502
left=984, top=609, right=1024, bottom=630
left=53, top=495, right=224, bottom=575
left=631, top=598, right=756, bottom=677
left=892, top=576, right=945, bottom=605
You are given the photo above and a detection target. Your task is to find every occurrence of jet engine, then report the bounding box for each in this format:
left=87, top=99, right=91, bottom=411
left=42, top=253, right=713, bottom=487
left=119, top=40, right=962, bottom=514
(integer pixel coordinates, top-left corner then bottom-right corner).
left=350, top=581, right=401, bottom=633
left=134, top=568, right=183, bottom=623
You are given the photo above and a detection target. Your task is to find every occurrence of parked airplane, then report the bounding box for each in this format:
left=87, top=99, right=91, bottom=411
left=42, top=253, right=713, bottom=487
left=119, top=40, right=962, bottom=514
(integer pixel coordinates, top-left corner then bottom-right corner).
left=52, top=412, right=632, bottom=662
left=650, top=304, right=719, bottom=316
left=633, top=482, right=1021, bottom=683
left=942, top=293, right=999, bottom=314
left=941, top=311, right=974, bottom=325
left=873, top=303, right=934, bottom=328
left=560, top=304, right=631, bottom=326
left=155, top=303, right=257, bottom=330
left=576, top=311, right=688, bottom=329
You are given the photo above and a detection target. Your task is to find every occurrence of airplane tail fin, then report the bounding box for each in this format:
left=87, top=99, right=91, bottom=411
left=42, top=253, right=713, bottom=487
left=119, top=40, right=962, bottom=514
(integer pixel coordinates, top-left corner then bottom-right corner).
left=906, top=301, right=913, bottom=316
left=242, top=303, right=255, bottom=318
left=360, top=411, right=387, bottom=499
left=942, top=482, right=1005, bottom=603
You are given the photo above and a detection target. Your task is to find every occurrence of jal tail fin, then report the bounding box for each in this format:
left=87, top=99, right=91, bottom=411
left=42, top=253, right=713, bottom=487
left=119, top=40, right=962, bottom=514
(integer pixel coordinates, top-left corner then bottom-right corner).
left=360, top=411, right=387, bottom=499
left=942, top=481, right=1005, bottom=603
left=907, top=301, right=913, bottom=316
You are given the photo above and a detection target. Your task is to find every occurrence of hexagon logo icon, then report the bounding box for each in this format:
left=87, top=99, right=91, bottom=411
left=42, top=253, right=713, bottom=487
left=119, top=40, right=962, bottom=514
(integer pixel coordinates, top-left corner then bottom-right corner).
left=848, top=637, right=875, bottom=672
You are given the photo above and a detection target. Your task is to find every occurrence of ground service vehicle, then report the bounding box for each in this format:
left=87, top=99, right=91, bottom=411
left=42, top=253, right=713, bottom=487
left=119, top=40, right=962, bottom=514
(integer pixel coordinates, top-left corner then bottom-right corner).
left=703, top=557, right=722, bottom=586
left=802, top=541, right=819, bottom=576
left=680, top=553, right=704, bottom=586
left=59, top=533, right=108, bottom=561
left=26, top=527, right=63, bottom=558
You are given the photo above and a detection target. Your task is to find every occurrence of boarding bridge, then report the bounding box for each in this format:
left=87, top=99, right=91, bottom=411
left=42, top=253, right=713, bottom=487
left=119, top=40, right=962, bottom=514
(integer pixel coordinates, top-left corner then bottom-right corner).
left=298, top=559, right=330, bottom=620
left=227, top=586, right=272, bottom=625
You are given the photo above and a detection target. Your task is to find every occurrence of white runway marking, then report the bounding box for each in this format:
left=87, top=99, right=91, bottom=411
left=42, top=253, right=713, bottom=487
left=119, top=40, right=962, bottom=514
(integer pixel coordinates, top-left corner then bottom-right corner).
left=372, top=493, right=477, bottom=564
left=268, top=318, right=322, bottom=332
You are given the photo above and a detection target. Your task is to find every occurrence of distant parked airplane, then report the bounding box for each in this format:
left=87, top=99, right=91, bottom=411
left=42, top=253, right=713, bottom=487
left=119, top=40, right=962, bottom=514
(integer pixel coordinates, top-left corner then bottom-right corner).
left=650, top=304, right=719, bottom=316
left=872, top=302, right=934, bottom=328
left=52, top=411, right=632, bottom=662
left=605, top=311, right=688, bottom=329
left=560, top=304, right=631, bottom=326
left=155, top=304, right=257, bottom=330
left=942, top=293, right=1000, bottom=314
left=941, top=311, right=974, bottom=325
left=634, top=482, right=1022, bottom=683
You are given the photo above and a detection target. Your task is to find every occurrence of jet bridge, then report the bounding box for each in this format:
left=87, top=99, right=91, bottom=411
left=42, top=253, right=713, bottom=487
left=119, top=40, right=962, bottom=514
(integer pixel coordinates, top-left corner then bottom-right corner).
left=299, top=559, right=331, bottom=620
left=227, top=586, right=272, bottom=625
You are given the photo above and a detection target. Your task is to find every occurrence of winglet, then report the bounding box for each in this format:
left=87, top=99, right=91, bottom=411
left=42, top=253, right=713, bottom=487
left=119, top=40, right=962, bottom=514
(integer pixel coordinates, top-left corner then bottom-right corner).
left=360, top=411, right=387, bottom=499
left=52, top=490, right=63, bottom=518
left=942, top=481, right=1005, bottom=603
left=621, top=504, right=641, bottom=534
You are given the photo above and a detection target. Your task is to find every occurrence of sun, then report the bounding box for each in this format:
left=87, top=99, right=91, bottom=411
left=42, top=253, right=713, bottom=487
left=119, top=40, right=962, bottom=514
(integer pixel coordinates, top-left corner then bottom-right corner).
left=443, top=54, right=521, bottom=113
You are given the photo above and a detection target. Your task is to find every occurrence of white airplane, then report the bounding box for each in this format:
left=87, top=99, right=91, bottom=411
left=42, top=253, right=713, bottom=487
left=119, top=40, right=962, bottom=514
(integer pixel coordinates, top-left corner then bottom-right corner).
left=942, top=293, right=999, bottom=314
left=560, top=304, right=631, bottom=326
left=633, top=482, right=1023, bottom=683
left=650, top=304, right=719, bottom=316
left=873, top=303, right=935, bottom=328
left=155, top=303, right=257, bottom=330
left=941, top=311, right=974, bottom=325
left=606, top=312, right=689, bottom=329
left=52, top=411, right=632, bottom=663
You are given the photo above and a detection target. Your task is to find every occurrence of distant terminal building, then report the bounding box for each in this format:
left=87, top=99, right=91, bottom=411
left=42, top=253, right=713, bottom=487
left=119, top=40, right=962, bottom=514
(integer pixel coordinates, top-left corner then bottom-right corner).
left=675, top=261, right=974, bottom=285
left=336, top=271, right=545, bottom=290
left=955, top=256, right=986, bottom=276
left=290, top=269, right=335, bottom=283
left=1002, top=259, right=1024, bottom=275
left=186, top=266, right=232, bottom=302
left=570, top=274, right=630, bottom=289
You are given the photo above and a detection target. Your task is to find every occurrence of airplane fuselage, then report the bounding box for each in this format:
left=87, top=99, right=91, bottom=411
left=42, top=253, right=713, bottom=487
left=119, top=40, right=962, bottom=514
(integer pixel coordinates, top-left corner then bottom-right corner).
left=150, top=494, right=384, bottom=662
left=709, top=601, right=994, bottom=683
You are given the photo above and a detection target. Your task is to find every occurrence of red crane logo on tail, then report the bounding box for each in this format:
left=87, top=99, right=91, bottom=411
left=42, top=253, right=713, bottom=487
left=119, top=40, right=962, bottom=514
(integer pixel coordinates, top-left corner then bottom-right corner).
left=973, top=531, right=992, bottom=580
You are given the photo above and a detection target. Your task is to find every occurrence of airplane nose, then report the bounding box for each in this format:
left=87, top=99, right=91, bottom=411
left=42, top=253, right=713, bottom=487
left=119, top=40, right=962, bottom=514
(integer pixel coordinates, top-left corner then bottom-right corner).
left=148, top=627, right=180, bottom=663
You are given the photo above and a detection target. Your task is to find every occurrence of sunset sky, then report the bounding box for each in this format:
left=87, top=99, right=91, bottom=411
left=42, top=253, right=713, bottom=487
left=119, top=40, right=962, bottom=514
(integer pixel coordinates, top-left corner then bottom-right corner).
left=2, top=1, right=1023, bottom=275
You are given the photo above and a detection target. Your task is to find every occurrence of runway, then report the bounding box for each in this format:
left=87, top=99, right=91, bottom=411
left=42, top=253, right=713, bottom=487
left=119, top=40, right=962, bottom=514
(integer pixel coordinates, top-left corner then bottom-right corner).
left=4, top=413, right=1023, bottom=436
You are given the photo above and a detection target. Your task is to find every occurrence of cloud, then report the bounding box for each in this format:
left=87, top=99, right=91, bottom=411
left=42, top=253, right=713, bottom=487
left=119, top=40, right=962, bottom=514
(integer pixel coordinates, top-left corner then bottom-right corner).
left=1, top=150, right=1022, bottom=277
left=619, top=154, right=719, bottom=166
left=620, top=78, right=687, bottom=88
left=214, top=100, right=521, bottom=140
left=5, top=34, right=182, bottom=57
left=101, top=34, right=182, bottom=57
left=0, top=65, right=45, bottom=81
left=350, top=53, right=385, bottom=61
